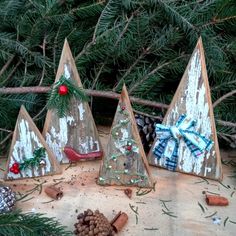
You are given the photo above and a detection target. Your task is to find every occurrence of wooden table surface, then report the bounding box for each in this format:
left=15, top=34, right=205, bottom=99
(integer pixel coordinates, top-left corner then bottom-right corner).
left=1, top=126, right=236, bottom=236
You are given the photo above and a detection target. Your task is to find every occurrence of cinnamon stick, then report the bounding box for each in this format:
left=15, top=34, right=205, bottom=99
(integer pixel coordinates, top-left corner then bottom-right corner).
left=205, top=194, right=229, bottom=206
left=111, top=211, right=128, bottom=232
left=45, top=186, right=63, bottom=200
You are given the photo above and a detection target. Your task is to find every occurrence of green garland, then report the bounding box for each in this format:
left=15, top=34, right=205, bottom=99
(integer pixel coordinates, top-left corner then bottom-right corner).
left=9, top=147, right=47, bottom=174
left=47, top=75, right=88, bottom=118
left=0, top=210, right=71, bottom=236
left=20, top=147, right=46, bottom=171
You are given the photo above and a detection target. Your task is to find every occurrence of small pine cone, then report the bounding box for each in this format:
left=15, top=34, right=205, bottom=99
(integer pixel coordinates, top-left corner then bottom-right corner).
left=0, top=186, right=16, bottom=213
left=135, top=113, right=161, bottom=153
left=74, top=209, right=114, bottom=236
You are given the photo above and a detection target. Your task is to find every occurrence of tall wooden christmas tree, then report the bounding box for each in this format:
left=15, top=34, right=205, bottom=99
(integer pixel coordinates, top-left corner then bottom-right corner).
left=98, top=85, right=154, bottom=188
left=4, top=106, right=61, bottom=180
left=43, top=39, right=103, bottom=163
left=148, top=37, right=222, bottom=180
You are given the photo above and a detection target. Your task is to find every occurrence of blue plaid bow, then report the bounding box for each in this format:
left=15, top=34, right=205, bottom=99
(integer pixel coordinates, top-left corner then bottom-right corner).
left=153, top=114, right=213, bottom=171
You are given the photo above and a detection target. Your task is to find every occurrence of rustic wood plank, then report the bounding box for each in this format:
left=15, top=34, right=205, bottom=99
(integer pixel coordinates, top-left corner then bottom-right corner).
left=98, top=85, right=154, bottom=188
left=43, top=39, right=103, bottom=164
left=4, top=105, right=61, bottom=180
left=148, top=37, right=222, bottom=180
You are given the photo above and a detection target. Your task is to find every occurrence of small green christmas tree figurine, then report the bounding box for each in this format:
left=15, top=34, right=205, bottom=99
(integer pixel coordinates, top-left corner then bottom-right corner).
left=98, top=85, right=154, bottom=188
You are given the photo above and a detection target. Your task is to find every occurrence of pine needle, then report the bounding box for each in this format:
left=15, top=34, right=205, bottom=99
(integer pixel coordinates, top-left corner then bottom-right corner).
left=161, top=209, right=177, bottom=218
left=198, top=202, right=205, bottom=213
left=224, top=217, right=229, bottom=227
left=144, top=228, right=159, bottom=230
left=218, top=181, right=230, bottom=189
left=229, top=220, right=236, bottom=224
left=205, top=211, right=217, bottom=218
left=231, top=191, right=235, bottom=197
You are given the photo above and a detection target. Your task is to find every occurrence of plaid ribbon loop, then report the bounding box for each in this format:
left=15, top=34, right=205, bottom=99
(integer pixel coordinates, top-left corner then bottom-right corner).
left=153, top=114, right=213, bottom=171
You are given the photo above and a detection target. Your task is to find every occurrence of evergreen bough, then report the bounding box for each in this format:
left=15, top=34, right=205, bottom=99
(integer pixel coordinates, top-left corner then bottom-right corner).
left=0, top=210, right=72, bottom=236
left=0, top=0, right=236, bottom=153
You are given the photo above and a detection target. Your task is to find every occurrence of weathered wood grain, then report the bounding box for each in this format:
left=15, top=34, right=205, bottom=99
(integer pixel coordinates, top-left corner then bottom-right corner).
left=4, top=106, right=61, bottom=180
left=148, top=37, right=222, bottom=180
left=98, top=85, right=154, bottom=188
left=43, top=39, right=103, bottom=164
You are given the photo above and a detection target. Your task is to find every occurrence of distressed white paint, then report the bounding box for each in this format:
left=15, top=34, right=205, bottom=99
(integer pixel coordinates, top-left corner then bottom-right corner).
left=78, top=137, right=89, bottom=153
left=78, top=103, right=85, bottom=120
left=89, top=137, right=100, bottom=152
left=45, top=116, right=74, bottom=163
left=114, top=128, right=129, bottom=155
left=64, top=64, right=70, bottom=79
left=78, top=136, right=100, bottom=154
left=161, top=49, right=215, bottom=176
left=204, top=166, right=212, bottom=176
left=7, top=119, right=51, bottom=179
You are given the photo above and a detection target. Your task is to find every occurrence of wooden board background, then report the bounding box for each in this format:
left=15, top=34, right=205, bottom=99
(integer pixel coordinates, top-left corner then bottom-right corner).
left=4, top=106, right=61, bottom=180
left=148, top=38, right=222, bottom=180
left=0, top=126, right=235, bottom=236
left=98, top=85, right=154, bottom=188
left=43, top=39, right=102, bottom=163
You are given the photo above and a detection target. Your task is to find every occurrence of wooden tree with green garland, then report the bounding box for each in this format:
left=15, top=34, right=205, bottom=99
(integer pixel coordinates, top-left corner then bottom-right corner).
left=43, top=39, right=103, bottom=164
left=98, top=85, right=154, bottom=188
left=4, top=105, right=61, bottom=180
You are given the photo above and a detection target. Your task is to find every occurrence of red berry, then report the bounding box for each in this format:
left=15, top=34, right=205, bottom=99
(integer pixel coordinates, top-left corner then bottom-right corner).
left=12, top=163, right=19, bottom=168
left=13, top=168, right=20, bottom=174
left=10, top=167, right=15, bottom=173
left=126, top=145, right=132, bottom=151
left=58, top=85, right=68, bottom=95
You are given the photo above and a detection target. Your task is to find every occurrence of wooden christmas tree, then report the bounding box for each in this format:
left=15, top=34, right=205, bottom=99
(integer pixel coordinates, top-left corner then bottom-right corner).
left=4, top=106, right=61, bottom=180
left=148, top=37, right=222, bottom=180
left=43, top=39, right=103, bottom=163
left=98, top=85, right=154, bottom=188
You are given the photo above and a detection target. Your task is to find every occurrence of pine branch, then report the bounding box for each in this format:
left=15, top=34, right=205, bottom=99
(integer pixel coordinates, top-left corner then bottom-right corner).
left=0, top=55, right=14, bottom=77
left=38, top=37, right=46, bottom=86
left=217, top=120, right=236, bottom=128
left=129, top=55, right=186, bottom=94
left=213, top=90, right=236, bottom=108
left=0, top=128, right=12, bottom=133
left=113, top=49, right=147, bottom=92
left=201, top=15, right=236, bottom=28
left=212, top=80, right=236, bottom=91
left=133, top=109, right=163, bottom=121
left=91, top=11, right=135, bottom=91
left=0, top=210, right=71, bottom=236
left=0, top=86, right=169, bottom=109
left=157, top=0, right=197, bottom=34
left=92, top=0, right=121, bottom=42
left=6, top=60, right=21, bottom=82
left=75, top=21, right=126, bottom=61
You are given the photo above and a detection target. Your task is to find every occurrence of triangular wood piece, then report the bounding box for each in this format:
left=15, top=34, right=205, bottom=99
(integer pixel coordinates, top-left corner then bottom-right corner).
left=98, top=85, right=154, bottom=188
left=148, top=37, right=222, bottom=180
left=43, top=39, right=103, bottom=163
left=4, top=106, right=61, bottom=180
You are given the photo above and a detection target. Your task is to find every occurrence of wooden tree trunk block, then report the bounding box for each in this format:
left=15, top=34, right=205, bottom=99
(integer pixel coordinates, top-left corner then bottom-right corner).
left=43, top=39, right=103, bottom=164
left=148, top=37, right=222, bottom=180
left=98, top=85, right=154, bottom=188
left=4, top=106, right=61, bottom=180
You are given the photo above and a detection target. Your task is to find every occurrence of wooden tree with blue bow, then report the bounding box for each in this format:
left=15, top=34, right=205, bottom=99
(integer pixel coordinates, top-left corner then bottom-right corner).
left=148, top=37, right=222, bottom=180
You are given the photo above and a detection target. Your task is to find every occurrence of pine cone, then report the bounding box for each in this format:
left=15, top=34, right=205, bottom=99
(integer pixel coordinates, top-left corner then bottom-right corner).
left=74, top=209, right=115, bottom=236
left=0, top=186, right=16, bottom=213
left=135, top=114, right=161, bottom=153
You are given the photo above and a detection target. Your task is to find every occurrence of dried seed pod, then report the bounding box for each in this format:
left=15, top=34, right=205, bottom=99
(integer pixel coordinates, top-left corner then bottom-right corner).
left=74, top=209, right=114, bottom=235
